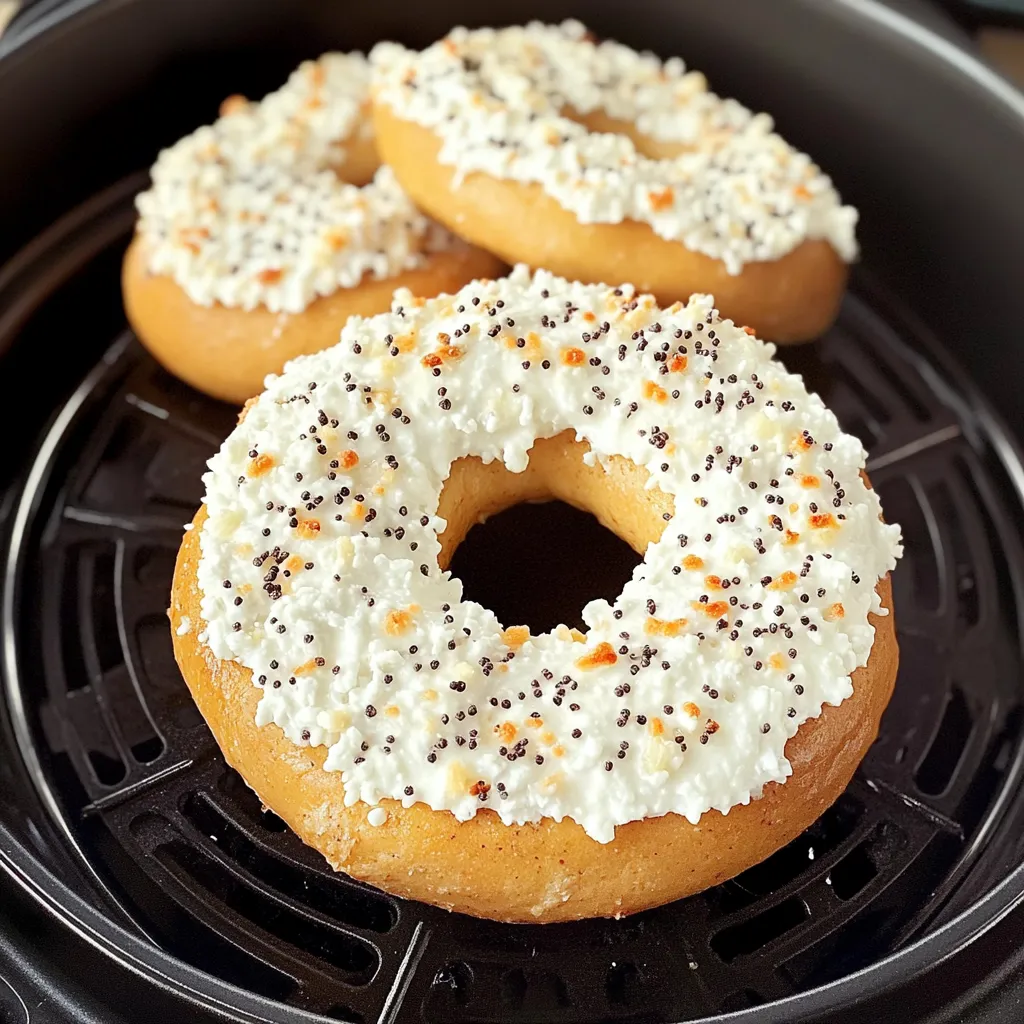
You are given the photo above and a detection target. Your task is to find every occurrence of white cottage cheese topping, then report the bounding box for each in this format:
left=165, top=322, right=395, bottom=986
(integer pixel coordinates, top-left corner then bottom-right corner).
left=372, top=22, right=858, bottom=273
left=135, top=52, right=455, bottom=314
left=196, top=266, right=900, bottom=842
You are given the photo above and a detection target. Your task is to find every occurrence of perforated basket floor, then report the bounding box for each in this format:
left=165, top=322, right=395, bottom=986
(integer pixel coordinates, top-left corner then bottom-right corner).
left=3, top=182, right=1024, bottom=1024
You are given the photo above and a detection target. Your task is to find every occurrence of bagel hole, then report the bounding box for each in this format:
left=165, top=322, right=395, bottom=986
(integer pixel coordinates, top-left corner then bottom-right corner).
left=448, top=500, right=642, bottom=636
left=439, top=435, right=670, bottom=636
left=564, top=107, right=695, bottom=161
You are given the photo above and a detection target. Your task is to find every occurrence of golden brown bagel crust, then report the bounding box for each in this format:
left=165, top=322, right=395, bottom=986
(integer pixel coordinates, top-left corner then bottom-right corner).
left=330, top=130, right=381, bottom=189
left=171, top=435, right=897, bottom=923
left=372, top=104, right=848, bottom=345
left=123, top=237, right=506, bottom=405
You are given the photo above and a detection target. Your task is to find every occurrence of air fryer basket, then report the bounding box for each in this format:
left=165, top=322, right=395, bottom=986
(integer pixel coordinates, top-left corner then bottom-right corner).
left=2, top=2, right=1024, bottom=1023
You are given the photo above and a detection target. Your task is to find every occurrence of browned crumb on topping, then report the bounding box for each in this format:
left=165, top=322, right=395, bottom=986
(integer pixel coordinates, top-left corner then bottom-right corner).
left=824, top=602, right=845, bottom=621
left=645, top=616, right=687, bottom=637
left=810, top=513, right=839, bottom=530
left=643, top=380, right=668, bottom=402
left=648, top=186, right=675, bottom=211
left=502, top=625, right=530, bottom=647
left=247, top=453, right=275, bottom=476
left=385, top=609, right=414, bottom=635
left=693, top=600, right=728, bottom=619
left=295, top=519, right=321, bottom=540
left=421, top=341, right=464, bottom=368
left=575, top=641, right=618, bottom=669
left=496, top=721, right=517, bottom=743
left=324, top=228, right=350, bottom=251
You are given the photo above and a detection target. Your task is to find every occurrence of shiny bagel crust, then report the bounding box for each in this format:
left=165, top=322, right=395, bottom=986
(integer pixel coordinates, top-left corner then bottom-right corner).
left=372, top=104, right=849, bottom=345
left=171, top=432, right=897, bottom=923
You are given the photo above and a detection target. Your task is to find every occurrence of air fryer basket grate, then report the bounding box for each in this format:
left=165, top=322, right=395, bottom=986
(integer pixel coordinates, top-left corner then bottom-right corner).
left=3, top=178, right=1024, bottom=1024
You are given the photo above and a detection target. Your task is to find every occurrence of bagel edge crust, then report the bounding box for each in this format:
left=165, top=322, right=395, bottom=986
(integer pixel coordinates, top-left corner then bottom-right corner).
left=123, top=237, right=506, bottom=405
left=171, top=505, right=896, bottom=924
left=372, top=104, right=849, bottom=346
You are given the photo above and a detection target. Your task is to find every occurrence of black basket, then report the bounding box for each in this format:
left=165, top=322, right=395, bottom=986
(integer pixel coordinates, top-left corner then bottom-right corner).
left=1, top=173, right=1023, bottom=1023
left=4, top=2, right=1024, bottom=1023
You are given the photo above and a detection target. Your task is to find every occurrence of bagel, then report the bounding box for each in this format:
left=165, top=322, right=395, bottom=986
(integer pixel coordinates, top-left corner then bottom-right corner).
left=171, top=266, right=902, bottom=922
left=125, top=52, right=504, bottom=404
left=370, top=22, right=857, bottom=343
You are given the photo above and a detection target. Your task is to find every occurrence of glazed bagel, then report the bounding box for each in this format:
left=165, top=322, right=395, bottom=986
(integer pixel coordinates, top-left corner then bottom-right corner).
left=172, top=471, right=896, bottom=923
left=371, top=22, right=858, bottom=343
left=125, top=52, right=504, bottom=404
left=171, top=267, right=902, bottom=922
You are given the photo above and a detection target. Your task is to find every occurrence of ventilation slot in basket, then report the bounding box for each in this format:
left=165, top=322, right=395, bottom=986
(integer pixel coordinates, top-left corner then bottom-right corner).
left=711, top=898, right=810, bottom=962
left=916, top=686, right=973, bottom=797
left=181, top=791, right=396, bottom=933
left=153, top=838, right=380, bottom=984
